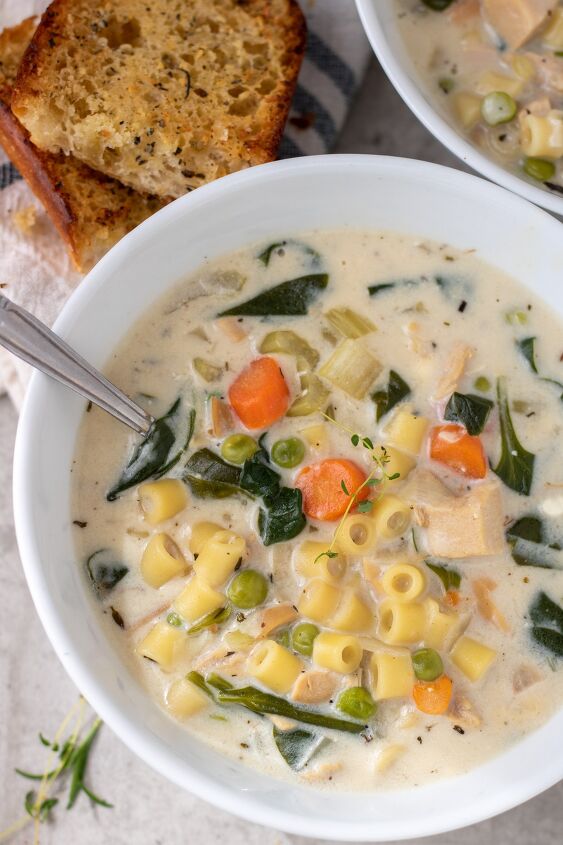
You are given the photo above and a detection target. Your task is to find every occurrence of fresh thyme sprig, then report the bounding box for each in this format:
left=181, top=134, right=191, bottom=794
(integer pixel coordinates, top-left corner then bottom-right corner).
left=315, top=414, right=400, bottom=562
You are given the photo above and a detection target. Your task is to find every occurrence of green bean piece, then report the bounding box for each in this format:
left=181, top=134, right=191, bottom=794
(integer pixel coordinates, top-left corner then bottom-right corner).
left=291, top=623, right=319, bottom=656
left=227, top=570, right=268, bottom=609
left=216, top=686, right=366, bottom=733
left=221, top=434, right=259, bottom=465
left=336, top=687, right=376, bottom=721
left=481, top=92, right=517, bottom=126
left=523, top=157, right=556, bottom=183
left=271, top=437, right=306, bottom=469
left=412, top=648, right=444, bottom=681
left=167, top=612, right=183, bottom=627
left=474, top=376, right=491, bottom=393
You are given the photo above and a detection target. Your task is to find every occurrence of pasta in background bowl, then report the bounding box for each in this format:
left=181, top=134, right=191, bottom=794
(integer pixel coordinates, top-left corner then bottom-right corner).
left=355, top=0, right=563, bottom=216
left=13, top=155, right=563, bottom=840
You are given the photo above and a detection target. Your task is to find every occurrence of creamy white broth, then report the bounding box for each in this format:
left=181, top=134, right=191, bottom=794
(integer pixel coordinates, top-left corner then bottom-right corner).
left=72, top=230, right=563, bottom=790
left=396, top=1, right=563, bottom=197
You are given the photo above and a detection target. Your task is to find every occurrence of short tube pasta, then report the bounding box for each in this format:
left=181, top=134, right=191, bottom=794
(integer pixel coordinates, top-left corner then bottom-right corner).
left=136, top=621, right=185, bottom=671
left=335, top=514, right=377, bottom=556
left=189, top=521, right=222, bottom=556
left=141, top=533, right=187, bottom=588
left=193, top=530, right=246, bottom=587
left=371, top=496, right=412, bottom=540
left=173, top=576, right=224, bottom=622
left=423, top=598, right=465, bottom=650
left=139, top=478, right=188, bottom=524
left=378, top=599, right=426, bottom=645
left=246, top=640, right=302, bottom=694
left=384, top=408, right=429, bottom=455
left=520, top=111, right=563, bottom=159
left=298, top=578, right=341, bottom=622
left=312, top=631, right=363, bottom=674
left=374, top=444, right=415, bottom=482
left=294, top=541, right=345, bottom=583
left=166, top=677, right=208, bottom=718
left=450, top=635, right=496, bottom=682
left=381, top=563, right=426, bottom=603
left=370, top=649, right=414, bottom=700
left=330, top=589, right=374, bottom=633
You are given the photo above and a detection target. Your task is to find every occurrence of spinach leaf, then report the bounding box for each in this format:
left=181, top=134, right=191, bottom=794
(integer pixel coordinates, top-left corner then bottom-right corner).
left=531, top=627, right=563, bottom=657
left=273, top=726, right=326, bottom=771
left=259, top=487, right=306, bottom=546
left=529, top=591, right=563, bottom=658
left=507, top=514, right=563, bottom=569
left=258, top=240, right=320, bottom=268
left=184, top=448, right=242, bottom=498
left=368, top=280, right=416, bottom=296
left=493, top=377, right=535, bottom=496
left=425, top=560, right=461, bottom=591
left=86, top=549, right=128, bottom=595
left=422, top=0, right=454, bottom=8
left=372, top=370, right=411, bottom=421
left=218, top=274, right=329, bottom=317
left=239, top=450, right=280, bottom=499
left=517, top=337, right=538, bottom=373
left=107, top=399, right=195, bottom=501
left=444, top=392, right=493, bottom=435
left=507, top=515, right=543, bottom=545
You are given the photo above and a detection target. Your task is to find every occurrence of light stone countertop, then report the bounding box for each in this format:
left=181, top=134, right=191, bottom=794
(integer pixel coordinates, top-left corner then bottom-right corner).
left=1, top=57, right=562, bottom=845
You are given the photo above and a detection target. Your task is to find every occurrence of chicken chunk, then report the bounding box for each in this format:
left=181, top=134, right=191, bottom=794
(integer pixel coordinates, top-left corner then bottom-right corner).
left=291, top=670, right=338, bottom=704
left=404, top=469, right=506, bottom=558
left=255, top=602, right=298, bottom=638
left=483, top=0, right=558, bottom=50
left=432, top=343, right=474, bottom=402
left=525, top=53, right=563, bottom=93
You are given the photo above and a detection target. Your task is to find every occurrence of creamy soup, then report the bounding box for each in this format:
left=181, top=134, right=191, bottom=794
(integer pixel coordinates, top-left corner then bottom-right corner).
left=396, top=0, right=563, bottom=198
left=72, top=231, right=563, bottom=789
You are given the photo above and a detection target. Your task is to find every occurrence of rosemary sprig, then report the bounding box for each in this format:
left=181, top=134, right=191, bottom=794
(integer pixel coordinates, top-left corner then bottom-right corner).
left=314, top=414, right=400, bottom=562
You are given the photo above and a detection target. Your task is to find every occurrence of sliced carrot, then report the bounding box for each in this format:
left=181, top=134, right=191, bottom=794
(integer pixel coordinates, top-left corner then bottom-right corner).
left=294, top=458, right=369, bottom=521
left=228, top=357, right=289, bottom=430
left=413, top=675, right=453, bottom=716
left=429, top=424, right=487, bottom=479
left=444, top=589, right=460, bottom=608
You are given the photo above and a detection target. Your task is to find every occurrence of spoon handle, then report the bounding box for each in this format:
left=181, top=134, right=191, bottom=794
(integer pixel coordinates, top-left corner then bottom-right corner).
left=0, top=295, right=154, bottom=435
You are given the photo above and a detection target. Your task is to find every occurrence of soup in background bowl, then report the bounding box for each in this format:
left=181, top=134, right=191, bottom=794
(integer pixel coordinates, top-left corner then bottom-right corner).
left=13, top=156, right=563, bottom=840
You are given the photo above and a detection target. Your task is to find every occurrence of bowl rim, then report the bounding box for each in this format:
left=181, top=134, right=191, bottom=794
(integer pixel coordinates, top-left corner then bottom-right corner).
left=12, top=154, right=563, bottom=841
left=354, top=0, right=563, bottom=216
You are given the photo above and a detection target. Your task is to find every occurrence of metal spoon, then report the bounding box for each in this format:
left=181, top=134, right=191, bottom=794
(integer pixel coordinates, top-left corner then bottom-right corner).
left=0, top=294, right=154, bottom=435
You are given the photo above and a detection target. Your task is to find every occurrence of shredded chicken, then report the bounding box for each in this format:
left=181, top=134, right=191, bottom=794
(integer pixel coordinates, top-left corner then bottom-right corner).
left=403, top=321, right=434, bottom=357
left=209, top=396, right=234, bottom=438
left=268, top=715, right=297, bottom=731
left=128, top=602, right=171, bottom=633
left=448, top=693, right=482, bottom=729
left=362, top=561, right=383, bottom=593
left=513, top=664, right=543, bottom=693
left=472, top=577, right=511, bottom=632
left=448, top=0, right=480, bottom=23
left=375, top=744, right=406, bottom=773
left=482, top=0, right=558, bottom=49
left=525, top=53, right=563, bottom=93
left=192, top=644, right=229, bottom=671
left=216, top=316, right=247, bottom=342
left=255, top=602, right=298, bottom=638
left=432, top=343, right=474, bottom=401
left=301, top=761, right=342, bottom=782
left=291, top=670, right=338, bottom=704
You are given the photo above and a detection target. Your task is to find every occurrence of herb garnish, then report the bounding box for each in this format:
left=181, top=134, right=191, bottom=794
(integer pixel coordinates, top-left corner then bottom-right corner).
left=517, top=336, right=538, bottom=373
left=86, top=549, right=128, bottom=596
left=493, top=377, right=535, bottom=495
left=273, top=726, right=326, bottom=771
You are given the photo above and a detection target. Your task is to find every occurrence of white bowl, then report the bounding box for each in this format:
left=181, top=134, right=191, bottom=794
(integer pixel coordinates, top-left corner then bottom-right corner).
left=355, top=0, right=563, bottom=217
left=13, top=156, right=563, bottom=840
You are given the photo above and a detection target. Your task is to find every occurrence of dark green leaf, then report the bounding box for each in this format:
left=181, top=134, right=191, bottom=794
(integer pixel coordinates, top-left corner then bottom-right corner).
left=426, top=560, right=461, bottom=591
left=530, top=591, right=563, bottom=634
left=39, top=733, right=52, bottom=747
left=107, top=400, right=195, bottom=500
left=67, top=720, right=112, bottom=809
left=187, top=606, right=231, bottom=635
left=372, top=370, right=411, bottom=421
left=239, top=451, right=280, bottom=499
left=184, top=448, right=242, bottom=498
left=351, top=433, right=360, bottom=446
left=273, top=726, right=325, bottom=771
left=507, top=515, right=544, bottom=544
left=218, top=274, right=329, bottom=317
left=517, top=337, right=538, bottom=373
left=357, top=501, right=373, bottom=513
left=531, top=627, right=563, bottom=657
left=444, top=392, right=493, bottom=435
left=24, top=792, right=58, bottom=820
left=422, top=0, right=454, bottom=8
left=257, top=240, right=320, bottom=267
left=506, top=516, right=563, bottom=569
left=493, top=377, right=535, bottom=495
left=258, top=487, right=306, bottom=546
left=86, top=549, right=128, bottom=596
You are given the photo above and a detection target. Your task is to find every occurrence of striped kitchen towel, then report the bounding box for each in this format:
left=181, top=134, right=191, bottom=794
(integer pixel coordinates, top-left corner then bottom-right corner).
left=0, top=0, right=371, bottom=407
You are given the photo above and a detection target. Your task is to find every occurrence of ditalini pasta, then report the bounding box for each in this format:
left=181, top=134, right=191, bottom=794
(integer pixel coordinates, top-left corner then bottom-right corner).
left=395, top=0, right=563, bottom=199
left=73, top=230, right=563, bottom=789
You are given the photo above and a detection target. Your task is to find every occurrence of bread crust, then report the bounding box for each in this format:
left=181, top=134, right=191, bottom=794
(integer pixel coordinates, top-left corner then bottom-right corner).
left=12, top=0, right=307, bottom=198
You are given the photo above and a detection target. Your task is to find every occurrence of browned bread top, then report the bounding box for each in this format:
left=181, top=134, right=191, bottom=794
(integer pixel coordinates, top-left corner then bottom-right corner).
left=0, top=18, right=167, bottom=271
left=11, top=0, right=306, bottom=199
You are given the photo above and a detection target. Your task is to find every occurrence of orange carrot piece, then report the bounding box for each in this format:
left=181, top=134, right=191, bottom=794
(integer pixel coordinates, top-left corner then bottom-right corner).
left=429, top=424, right=487, bottom=479
left=413, top=675, right=453, bottom=716
left=294, top=458, right=369, bottom=521
left=444, top=590, right=460, bottom=608
left=228, top=357, right=289, bottom=430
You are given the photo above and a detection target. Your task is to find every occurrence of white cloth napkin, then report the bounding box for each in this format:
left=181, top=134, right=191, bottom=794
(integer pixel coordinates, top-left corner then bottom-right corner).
left=0, top=0, right=371, bottom=408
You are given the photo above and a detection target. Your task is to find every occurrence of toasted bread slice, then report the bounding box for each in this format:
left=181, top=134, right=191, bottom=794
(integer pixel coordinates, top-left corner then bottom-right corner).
left=0, top=18, right=167, bottom=271
left=11, top=0, right=306, bottom=199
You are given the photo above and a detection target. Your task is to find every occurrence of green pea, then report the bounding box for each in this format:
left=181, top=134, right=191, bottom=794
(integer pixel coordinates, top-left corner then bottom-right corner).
left=412, top=648, right=443, bottom=681
left=523, top=157, right=556, bottom=183
left=271, top=437, right=305, bottom=469
left=481, top=91, right=517, bottom=126
left=336, top=687, right=376, bottom=721
left=227, top=570, right=268, bottom=609
left=221, top=434, right=258, bottom=465
left=276, top=628, right=291, bottom=649
left=291, top=622, right=319, bottom=656
left=474, top=376, right=491, bottom=393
